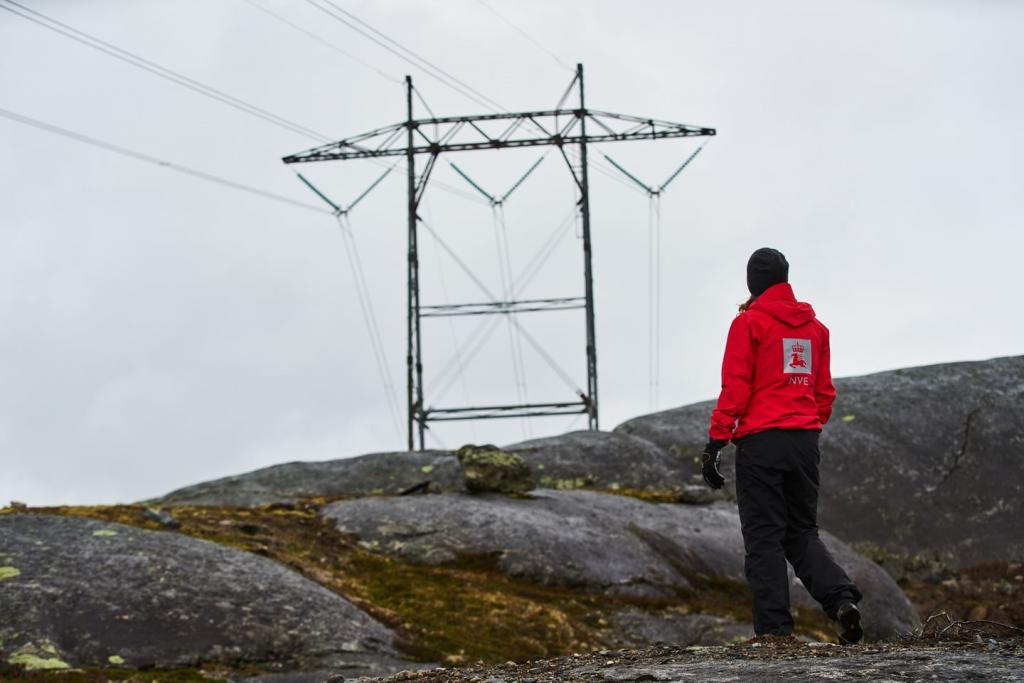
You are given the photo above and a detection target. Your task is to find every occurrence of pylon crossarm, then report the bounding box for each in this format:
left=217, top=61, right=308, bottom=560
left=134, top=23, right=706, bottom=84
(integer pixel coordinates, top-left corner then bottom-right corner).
left=424, top=401, right=588, bottom=421
left=420, top=296, right=585, bottom=317
left=282, top=109, right=714, bottom=163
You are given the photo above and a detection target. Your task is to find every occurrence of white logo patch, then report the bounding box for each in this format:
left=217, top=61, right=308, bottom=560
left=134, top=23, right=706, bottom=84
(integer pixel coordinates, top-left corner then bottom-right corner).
left=783, top=338, right=812, bottom=374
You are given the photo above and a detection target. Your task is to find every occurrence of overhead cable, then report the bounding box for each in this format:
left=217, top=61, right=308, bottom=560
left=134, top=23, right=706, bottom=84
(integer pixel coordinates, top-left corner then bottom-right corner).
left=0, top=0, right=332, bottom=142
left=303, top=0, right=502, bottom=114
left=240, top=0, right=402, bottom=83
left=338, top=215, right=405, bottom=446
left=473, top=0, right=574, bottom=71
left=0, top=106, right=331, bottom=214
left=319, top=0, right=508, bottom=112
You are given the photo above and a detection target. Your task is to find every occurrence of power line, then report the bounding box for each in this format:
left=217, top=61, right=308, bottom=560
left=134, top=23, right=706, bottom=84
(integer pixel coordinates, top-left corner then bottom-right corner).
left=2, top=0, right=488, bottom=208
left=0, top=0, right=332, bottom=142
left=304, top=0, right=504, bottom=114
left=240, top=0, right=402, bottom=83
left=318, top=0, right=508, bottom=111
left=0, top=106, right=331, bottom=214
left=289, top=0, right=642, bottom=202
left=337, top=215, right=405, bottom=446
left=473, top=0, right=574, bottom=72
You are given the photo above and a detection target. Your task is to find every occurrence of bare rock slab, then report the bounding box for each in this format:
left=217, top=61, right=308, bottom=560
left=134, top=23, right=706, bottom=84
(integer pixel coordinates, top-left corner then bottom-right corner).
left=0, top=514, right=402, bottom=676
left=152, top=450, right=462, bottom=507
left=504, top=430, right=690, bottom=492
left=320, top=490, right=917, bottom=641
left=615, top=356, right=1024, bottom=566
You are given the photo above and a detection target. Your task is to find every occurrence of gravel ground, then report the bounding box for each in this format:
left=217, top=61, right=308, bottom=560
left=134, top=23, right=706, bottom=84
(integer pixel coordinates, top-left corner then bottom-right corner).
left=344, top=639, right=1024, bottom=683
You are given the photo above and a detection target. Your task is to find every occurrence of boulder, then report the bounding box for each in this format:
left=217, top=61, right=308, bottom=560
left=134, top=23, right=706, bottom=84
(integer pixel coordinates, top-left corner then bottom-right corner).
left=615, top=356, right=1024, bottom=567
left=151, top=450, right=462, bottom=507
left=503, top=430, right=691, bottom=492
left=456, top=444, right=533, bottom=494
left=321, top=490, right=918, bottom=641
left=0, top=514, right=403, bottom=677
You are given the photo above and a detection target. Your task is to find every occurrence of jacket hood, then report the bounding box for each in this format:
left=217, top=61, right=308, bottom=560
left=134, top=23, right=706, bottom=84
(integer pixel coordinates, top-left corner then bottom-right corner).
left=748, top=282, right=816, bottom=327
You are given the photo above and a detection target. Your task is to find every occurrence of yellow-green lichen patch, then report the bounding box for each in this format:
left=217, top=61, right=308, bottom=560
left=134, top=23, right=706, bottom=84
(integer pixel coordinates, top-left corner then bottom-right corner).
left=537, top=476, right=593, bottom=490
left=92, top=529, right=118, bottom=537
left=420, top=465, right=435, bottom=474
left=8, top=652, right=70, bottom=671
left=107, top=654, right=125, bottom=664
left=842, top=414, right=856, bottom=423
left=0, top=566, right=20, bottom=580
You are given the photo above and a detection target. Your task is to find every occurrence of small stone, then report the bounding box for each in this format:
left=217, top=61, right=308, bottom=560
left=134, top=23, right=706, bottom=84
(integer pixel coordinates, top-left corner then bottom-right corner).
left=143, top=507, right=180, bottom=529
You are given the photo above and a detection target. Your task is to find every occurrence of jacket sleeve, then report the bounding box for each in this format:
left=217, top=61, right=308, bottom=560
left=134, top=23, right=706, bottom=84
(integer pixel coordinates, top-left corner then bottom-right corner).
left=815, top=328, right=836, bottom=425
left=709, top=314, right=755, bottom=442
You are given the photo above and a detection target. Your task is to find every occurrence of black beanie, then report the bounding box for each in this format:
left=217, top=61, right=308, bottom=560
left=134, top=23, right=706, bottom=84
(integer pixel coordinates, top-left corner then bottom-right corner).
left=746, top=247, right=789, bottom=297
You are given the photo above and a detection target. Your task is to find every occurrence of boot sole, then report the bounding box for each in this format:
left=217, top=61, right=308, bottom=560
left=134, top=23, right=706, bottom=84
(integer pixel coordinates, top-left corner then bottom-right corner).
left=838, top=607, right=863, bottom=645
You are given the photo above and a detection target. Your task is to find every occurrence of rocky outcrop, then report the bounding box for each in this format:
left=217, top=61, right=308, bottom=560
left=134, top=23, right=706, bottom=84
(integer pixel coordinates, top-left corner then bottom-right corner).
left=0, top=514, right=402, bottom=676
left=504, top=430, right=690, bottom=492
left=152, top=450, right=462, bottom=507
left=615, top=356, right=1024, bottom=566
left=151, top=432, right=698, bottom=507
left=456, top=445, right=533, bottom=494
left=321, top=490, right=918, bottom=641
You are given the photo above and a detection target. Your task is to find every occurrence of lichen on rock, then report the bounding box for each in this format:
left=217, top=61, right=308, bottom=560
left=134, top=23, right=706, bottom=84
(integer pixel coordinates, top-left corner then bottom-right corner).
left=456, top=444, right=534, bottom=494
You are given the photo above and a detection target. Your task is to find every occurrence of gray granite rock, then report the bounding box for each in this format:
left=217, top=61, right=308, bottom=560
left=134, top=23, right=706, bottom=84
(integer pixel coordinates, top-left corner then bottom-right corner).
left=607, top=608, right=751, bottom=648
left=151, top=450, right=462, bottom=507
left=0, top=514, right=403, bottom=676
left=321, top=490, right=918, bottom=640
left=150, top=430, right=701, bottom=508
left=504, top=431, right=691, bottom=492
left=615, top=356, right=1024, bottom=566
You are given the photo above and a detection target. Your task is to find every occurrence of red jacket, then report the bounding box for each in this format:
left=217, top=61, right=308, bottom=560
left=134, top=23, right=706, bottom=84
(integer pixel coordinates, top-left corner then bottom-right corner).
left=709, top=283, right=836, bottom=442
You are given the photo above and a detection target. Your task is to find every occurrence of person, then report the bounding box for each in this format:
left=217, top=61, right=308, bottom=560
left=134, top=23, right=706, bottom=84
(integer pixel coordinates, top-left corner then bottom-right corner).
left=701, top=247, right=864, bottom=644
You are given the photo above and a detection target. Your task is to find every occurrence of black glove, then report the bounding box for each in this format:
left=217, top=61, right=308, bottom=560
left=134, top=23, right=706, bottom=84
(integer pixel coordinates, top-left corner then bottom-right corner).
left=702, top=439, right=727, bottom=489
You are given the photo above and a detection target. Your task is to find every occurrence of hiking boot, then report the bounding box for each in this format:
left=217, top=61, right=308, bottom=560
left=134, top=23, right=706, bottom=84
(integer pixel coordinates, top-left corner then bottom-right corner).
left=835, top=603, right=863, bottom=645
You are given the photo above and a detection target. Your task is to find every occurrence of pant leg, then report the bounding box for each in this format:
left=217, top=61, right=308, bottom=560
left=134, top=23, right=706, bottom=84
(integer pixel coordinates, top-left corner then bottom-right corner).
left=735, top=432, right=793, bottom=635
left=781, top=430, right=862, bottom=618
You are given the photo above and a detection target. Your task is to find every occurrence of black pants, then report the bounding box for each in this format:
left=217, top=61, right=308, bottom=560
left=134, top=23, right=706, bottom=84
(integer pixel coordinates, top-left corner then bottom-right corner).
left=735, top=428, right=861, bottom=635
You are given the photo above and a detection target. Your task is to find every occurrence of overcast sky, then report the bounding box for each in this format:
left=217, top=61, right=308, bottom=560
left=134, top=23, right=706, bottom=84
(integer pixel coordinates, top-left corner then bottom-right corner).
left=2, top=0, right=1021, bottom=506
